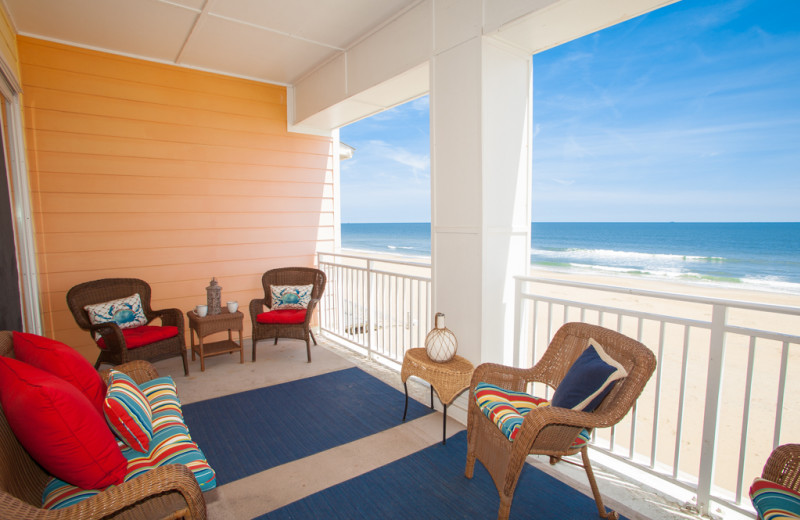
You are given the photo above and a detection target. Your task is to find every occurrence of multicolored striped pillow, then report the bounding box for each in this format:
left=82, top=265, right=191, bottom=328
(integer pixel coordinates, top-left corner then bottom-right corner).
left=474, top=382, right=551, bottom=441
left=750, top=478, right=800, bottom=520
left=475, top=381, right=590, bottom=448
left=103, top=370, right=153, bottom=453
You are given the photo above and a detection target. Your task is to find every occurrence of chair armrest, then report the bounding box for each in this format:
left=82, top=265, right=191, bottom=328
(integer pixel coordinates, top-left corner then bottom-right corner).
left=0, top=464, right=204, bottom=520
left=249, top=298, right=266, bottom=320
left=304, top=298, right=320, bottom=323
left=150, top=308, right=184, bottom=329
left=470, top=362, right=542, bottom=394
left=89, top=323, right=126, bottom=355
left=101, top=360, right=160, bottom=385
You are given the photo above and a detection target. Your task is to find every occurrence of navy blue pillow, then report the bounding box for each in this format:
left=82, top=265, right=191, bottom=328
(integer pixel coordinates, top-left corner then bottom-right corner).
left=550, top=340, right=627, bottom=412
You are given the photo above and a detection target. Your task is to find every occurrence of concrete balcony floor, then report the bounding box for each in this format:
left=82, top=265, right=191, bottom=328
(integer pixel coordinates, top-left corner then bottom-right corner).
left=149, top=335, right=715, bottom=520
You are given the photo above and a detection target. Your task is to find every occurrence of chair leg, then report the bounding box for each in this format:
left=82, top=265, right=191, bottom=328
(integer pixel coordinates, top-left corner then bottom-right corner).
left=581, top=446, right=618, bottom=520
left=305, top=338, right=312, bottom=363
left=274, top=337, right=278, bottom=345
left=252, top=339, right=258, bottom=362
left=497, top=494, right=513, bottom=520
left=181, top=349, right=189, bottom=376
left=310, top=329, right=317, bottom=345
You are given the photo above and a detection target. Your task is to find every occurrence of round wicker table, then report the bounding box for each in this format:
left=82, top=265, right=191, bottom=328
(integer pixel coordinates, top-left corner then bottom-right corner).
left=401, top=348, right=474, bottom=445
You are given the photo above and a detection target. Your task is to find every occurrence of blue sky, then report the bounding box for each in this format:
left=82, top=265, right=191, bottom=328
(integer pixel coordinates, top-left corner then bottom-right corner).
left=339, top=0, right=800, bottom=223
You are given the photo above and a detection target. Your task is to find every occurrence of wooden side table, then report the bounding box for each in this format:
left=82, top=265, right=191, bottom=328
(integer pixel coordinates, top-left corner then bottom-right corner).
left=401, top=348, right=474, bottom=445
left=187, top=309, right=244, bottom=371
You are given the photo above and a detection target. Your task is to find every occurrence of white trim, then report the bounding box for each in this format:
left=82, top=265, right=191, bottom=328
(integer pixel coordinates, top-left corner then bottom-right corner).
left=5, top=96, right=41, bottom=334
left=16, top=32, right=291, bottom=87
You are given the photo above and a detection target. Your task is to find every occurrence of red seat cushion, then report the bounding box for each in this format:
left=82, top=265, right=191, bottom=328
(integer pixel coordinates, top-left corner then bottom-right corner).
left=256, top=309, right=307, bottom=324
left=96, top=325, right=179, bottom=350
left=13, top=331, right=107, bottom=414
left=0, top=357, right=127, bottom=490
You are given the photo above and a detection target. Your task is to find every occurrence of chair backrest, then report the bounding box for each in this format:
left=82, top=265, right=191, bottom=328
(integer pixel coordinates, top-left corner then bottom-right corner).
left=66, top=278, right=154, bottom=331
left=0, top=331, right=52, bottom=507
left=538, top=322, right=656, bottom=423
left=762, top=444, right=800, bottom=492
left=261, top=267, right=327, bottom=308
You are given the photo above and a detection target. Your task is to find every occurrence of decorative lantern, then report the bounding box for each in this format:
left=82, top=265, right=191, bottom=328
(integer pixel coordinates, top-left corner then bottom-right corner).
left=425, top=312, right=457, bottom=362
left=206, top=277, right=222, bottom=315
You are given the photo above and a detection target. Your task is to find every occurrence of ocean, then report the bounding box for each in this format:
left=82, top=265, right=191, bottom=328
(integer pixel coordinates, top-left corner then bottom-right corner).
left=340, top=222, right=800, bottom=294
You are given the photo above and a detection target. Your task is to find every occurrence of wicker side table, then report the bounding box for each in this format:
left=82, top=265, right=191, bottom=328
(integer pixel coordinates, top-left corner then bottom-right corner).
left=401, top=348, right=474, bottom=445
left=187, top=309, right=244, bottom=371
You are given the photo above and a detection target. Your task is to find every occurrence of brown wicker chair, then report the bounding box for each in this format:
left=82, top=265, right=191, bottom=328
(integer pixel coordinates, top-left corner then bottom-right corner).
left=0, top=331, right=206, bottom=519
left=760, top=444, right=800, bottom=492
left=66, top=278, right=189, bottom=375
left=249, top=267, right=326, bottom=363
left=465, top=322, right=657, bottom=520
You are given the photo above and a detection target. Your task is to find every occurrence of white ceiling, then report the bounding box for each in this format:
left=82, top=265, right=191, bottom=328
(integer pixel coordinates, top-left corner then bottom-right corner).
left=2, top=0, right=420, bottom=86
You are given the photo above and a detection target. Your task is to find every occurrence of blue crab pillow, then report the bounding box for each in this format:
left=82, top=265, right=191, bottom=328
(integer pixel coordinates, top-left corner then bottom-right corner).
left=84, top=293, right=148, bottom=330
left=271, top=284, right=313, bottom=309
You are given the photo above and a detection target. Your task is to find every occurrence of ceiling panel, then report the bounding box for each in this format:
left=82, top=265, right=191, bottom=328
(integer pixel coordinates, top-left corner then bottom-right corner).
left=209, top=0, right=417, bottom=49
left=6, top=0, right=198, bottom=62
left=179, top=13, right=337, bottom=85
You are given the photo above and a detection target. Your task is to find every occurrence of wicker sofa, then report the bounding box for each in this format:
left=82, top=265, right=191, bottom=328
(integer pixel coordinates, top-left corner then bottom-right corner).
left=0, top=330, right=208, bottom=519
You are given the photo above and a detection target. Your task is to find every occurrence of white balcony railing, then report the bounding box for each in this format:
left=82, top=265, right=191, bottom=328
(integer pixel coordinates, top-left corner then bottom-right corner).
left=318, top=252, right=432, bottom=365
left=318, top=252, right=800, bottom=517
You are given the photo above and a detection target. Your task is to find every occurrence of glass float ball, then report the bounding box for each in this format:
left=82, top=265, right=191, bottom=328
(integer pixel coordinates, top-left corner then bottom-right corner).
left=425, top=313, right=458, bottom=363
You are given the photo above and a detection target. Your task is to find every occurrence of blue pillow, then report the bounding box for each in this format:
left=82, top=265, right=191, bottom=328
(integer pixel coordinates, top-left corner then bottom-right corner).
left=550, top=338, right=628, bottom=412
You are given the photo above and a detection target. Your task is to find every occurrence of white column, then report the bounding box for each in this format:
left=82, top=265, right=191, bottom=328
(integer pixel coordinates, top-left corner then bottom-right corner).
left=430, top=32, right=531, bottom=365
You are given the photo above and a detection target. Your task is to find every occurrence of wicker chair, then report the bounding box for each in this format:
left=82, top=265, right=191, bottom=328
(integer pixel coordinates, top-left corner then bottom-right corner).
left=0, top=331, right=206, bottom=519
left=66, top=278, right=189, bottom=375
left=249, top=267, right=326, bottom=363
left=465, top=322, right=657, bottom=520
left=760, top=444, right=800, bottom=493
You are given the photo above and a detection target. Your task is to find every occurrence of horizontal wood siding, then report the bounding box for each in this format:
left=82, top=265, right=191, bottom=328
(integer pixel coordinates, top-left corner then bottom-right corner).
left=19, top=36, right=335, bottom=360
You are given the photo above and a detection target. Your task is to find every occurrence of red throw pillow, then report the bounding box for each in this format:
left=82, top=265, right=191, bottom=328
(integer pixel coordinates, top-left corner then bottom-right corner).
left=0, top=357, right=127, bottom=490
left=13, top=331, right=106, bottom=414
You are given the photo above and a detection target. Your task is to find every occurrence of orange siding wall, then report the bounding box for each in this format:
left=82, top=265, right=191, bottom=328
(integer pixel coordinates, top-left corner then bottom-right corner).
left=19, top=36, right=335, bottom=361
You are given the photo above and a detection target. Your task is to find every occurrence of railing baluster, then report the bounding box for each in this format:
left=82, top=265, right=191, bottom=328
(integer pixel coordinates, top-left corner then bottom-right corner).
left=735, top=336, right=757, bottom=503
left=775, top=341, right=790, bottom=448
left=650, top=321, right=666, bottom=469
left=673, top=325, right=691, bottom=479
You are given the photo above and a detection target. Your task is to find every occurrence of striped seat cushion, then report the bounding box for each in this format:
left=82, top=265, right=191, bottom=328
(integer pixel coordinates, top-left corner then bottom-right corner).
left=750, top=478, right=800, bottom=520
left=475, top=382, right=590, bottom=447
left=42, top=376, right=216, bottom=510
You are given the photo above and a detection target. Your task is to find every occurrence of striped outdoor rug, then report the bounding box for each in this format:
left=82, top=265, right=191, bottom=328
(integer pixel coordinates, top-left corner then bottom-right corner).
left=182, top=367, right=433, bottom=485
left=256, top=430, right=629, bottom=520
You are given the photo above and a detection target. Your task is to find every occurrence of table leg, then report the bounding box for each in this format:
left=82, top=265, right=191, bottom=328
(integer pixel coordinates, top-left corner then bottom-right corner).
left=442, top=403, right=448, bottom=445
left=402, top=382, right=409, bottom=422
left=430, top=385, right=434, bottom=409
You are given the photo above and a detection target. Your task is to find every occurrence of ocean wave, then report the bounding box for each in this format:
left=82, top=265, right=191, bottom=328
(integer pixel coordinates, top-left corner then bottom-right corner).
left=531, top=261, right=800, bottom=294
left=388, top=245, right=415, bottom=250
left=531, top=247, right=726, bottom=264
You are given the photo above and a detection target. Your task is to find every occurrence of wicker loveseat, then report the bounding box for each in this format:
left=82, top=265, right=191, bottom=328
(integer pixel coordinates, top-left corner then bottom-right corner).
left=0, top=330, right=208, bottom=519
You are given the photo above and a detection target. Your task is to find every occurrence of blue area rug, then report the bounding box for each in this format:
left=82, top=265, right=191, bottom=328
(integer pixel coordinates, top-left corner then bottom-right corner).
left=256, top=430, right=628, bottom=520
left=182, top=367, right=432, bottom=485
